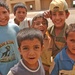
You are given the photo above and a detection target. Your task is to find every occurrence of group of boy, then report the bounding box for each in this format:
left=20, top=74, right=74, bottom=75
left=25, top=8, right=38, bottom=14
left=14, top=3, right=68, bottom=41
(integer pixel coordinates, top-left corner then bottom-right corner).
left=0, top=0, right=75, bottom=75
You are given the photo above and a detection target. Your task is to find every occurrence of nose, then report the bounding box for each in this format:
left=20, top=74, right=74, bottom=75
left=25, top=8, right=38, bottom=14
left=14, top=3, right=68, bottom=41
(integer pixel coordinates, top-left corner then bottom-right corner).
left=40, top=23, right=43, bottom=26
left=55, top=14, right=60, bottom=19
left=29, top=49, right=35, bottom=55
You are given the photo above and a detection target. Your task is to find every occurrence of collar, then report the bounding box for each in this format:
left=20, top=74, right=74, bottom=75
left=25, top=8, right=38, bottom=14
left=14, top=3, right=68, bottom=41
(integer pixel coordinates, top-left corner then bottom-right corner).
left=20, top=59, right=40, bottom=72
left=50, top=23, right=68, bottom=37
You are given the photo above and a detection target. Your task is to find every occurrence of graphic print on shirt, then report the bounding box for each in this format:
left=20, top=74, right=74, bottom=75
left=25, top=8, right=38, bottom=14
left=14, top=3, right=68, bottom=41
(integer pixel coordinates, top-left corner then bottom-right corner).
left=59, top=64, right=75, bottom=75
left=0, top=40, right=16, bottom=62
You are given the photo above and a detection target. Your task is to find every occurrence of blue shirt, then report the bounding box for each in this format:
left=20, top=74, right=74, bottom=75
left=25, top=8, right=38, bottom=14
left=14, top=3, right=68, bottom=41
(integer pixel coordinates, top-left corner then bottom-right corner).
left=50, top=47, right=75, bottom=75
left=0, top=23, right=21, bottom=75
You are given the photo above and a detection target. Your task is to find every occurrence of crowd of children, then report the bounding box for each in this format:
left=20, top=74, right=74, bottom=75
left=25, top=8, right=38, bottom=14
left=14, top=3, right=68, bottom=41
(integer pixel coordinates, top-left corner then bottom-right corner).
left=0, top=0, right=75, bottom=75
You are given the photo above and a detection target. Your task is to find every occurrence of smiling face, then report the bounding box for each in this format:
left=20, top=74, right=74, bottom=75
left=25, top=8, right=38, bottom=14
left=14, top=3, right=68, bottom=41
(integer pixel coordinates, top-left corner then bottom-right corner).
left=19, top=38, right=43, bottom=69
left=32, top=17, right=48, bottom=35
left=0, top=7, right=9, bottom=26
left=14, top=7, right=27, bottom=22
left=66, top=31, right=75, bottom=56
left=51, top=11, right=69, bottom=29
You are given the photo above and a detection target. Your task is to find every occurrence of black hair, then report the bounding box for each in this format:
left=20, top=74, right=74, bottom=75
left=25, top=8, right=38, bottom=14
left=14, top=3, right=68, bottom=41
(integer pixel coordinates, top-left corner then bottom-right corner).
left=32, top=14, right=48, bottom=27
left=0, top=2, right=9, bottom=12
left=13, top=2, right=27, bottom=14
left=17, top=28, right=44, bottom=47
left=65, top=23, right=75, bottom=38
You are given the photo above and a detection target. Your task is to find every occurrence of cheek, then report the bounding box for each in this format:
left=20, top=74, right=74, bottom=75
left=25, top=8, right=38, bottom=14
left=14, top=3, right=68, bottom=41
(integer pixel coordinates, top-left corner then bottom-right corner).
left=21, top=51, right=27, bottom=57
left=66, top=41, right=72, bottom=48
left=44, top=26, right=47, bottom=30
left=34, top=25, right=39, bottom=29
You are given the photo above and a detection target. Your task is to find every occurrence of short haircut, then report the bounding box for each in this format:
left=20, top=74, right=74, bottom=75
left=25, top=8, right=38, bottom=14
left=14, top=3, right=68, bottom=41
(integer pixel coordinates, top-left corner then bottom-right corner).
left=13, top=2, right=27, bottom=13
left=32, top=14, right=48, bottom=27
left=17, top=28, right=44, bottom=47
left=65, top=23, right=75, bottom=38
left=0, top=2, right=9, bottom=12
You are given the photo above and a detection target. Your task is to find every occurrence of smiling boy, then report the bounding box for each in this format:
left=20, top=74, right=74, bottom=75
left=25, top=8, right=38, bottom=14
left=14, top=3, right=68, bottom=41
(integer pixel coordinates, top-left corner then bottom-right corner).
left=48, top=0, right=70, bottom=58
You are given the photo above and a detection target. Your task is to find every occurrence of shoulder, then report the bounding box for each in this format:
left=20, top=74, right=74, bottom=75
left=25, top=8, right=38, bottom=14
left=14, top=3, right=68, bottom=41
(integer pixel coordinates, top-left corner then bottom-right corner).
left=9, top=61, right=21, bottom=74
left=47, top=25, right=54, bottom=34
left=7, top=70, right=14, bottom=75
left=9, top=18, right=15, bottom=24
left=54, top=47, right=66, bottom=62
left=8, top=23, right=20, bottom=32
left=48, top=25, right=54, bottom=30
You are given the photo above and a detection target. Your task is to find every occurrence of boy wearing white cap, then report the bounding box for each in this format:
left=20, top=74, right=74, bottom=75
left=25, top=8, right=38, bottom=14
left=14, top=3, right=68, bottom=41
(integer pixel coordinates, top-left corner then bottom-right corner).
left=47, top=0, right=70, bottom=58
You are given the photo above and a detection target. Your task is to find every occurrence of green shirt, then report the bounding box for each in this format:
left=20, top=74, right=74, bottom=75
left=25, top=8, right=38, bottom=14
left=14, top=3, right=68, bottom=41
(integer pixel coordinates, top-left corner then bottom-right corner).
left=48, top=23, right=68, bottom=58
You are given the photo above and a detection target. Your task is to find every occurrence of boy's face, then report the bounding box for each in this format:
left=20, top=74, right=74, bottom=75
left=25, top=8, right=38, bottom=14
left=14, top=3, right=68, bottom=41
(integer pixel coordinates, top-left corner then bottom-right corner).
left=19, top=38, right=43, bottom=68
left=65, top=32, right=75, bottom=55
left=14, top=7, right=27, bottom=22
left=32, top=18, right=47, bottom=35
left=51, top=11, right=69, bottom=29
left=0, top=7, right=9, bottom=26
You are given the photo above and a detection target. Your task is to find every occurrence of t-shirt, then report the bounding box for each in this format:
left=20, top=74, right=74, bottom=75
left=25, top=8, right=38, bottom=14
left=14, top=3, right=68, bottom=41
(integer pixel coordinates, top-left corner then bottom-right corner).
left=48, top=23, right=68, bottom=58
left=7, top=59, right=45, bottom=75
left=0, top=23, right=20, bottom=75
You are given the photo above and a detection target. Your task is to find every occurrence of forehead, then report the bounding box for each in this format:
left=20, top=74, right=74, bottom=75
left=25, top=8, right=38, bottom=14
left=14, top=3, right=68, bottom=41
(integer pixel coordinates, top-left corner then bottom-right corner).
left=0, top=7, right=8, bottom=12
left=21, top=38, right=41, bottom=46
left=16, top=7, right=26, bottom=11
left=67, top=31, right=75, bottom=37
left=51, top=11, right=65, bottom=14
left=34, top=17, right=46, bottom=22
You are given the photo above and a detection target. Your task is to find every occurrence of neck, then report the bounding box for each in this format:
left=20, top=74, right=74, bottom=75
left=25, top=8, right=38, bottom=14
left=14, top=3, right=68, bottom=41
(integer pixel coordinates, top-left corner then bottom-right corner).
left=14, top=18, right=20, bottom=25
left=22, top=59, right=39, bottom=70
left=54, top=25, right=64, bottom=36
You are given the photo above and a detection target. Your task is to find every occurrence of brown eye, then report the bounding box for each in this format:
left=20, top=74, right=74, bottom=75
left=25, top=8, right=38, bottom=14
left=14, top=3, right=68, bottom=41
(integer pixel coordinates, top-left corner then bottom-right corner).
left=42, top=22, right=46, bottom=25
left=23, top=47, right=29, bottom=51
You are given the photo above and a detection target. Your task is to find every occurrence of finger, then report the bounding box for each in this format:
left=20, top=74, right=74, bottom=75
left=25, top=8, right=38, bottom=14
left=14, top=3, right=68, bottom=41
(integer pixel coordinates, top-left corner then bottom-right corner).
left=28, top=20, right=31, bottom=28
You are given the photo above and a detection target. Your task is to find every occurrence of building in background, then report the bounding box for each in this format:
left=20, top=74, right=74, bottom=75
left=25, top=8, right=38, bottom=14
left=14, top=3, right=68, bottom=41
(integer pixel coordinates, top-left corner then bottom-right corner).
left=5, top=0, right=74, bottom=13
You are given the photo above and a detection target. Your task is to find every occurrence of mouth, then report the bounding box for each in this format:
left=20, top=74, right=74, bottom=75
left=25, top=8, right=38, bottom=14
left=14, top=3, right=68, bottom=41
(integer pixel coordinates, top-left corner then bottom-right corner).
left=40, top=29, right=44, bottom=32
left=29, top=57, right=35, bottom=59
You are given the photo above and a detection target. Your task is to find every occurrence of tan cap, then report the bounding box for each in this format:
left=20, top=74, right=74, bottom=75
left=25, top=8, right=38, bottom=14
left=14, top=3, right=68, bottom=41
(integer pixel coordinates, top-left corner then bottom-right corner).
left=49, top=0, right=68, bottom=12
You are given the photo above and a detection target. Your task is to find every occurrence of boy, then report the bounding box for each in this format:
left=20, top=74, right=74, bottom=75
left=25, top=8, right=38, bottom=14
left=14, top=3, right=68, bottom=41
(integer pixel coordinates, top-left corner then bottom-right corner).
left=7, top=28, right=45, bottom=75
left=9, top=2, right=32, bottom=29
left=0, top=2, right=20, bottom=75
left=31, top=14, right=53, bottom=75
left=49, top=23, right=75, bottom=75
left=45, top=0, right=70, bottom=58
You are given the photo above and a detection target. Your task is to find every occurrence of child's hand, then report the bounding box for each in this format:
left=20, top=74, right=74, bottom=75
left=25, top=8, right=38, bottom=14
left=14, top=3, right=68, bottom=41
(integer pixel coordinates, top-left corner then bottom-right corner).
left=43, top=10, right=51, bottom=19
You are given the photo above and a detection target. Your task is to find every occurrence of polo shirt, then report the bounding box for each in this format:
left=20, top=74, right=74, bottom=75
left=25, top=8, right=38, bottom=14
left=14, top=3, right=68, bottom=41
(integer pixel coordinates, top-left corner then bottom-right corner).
left=50, top=47, right=75, bottom=75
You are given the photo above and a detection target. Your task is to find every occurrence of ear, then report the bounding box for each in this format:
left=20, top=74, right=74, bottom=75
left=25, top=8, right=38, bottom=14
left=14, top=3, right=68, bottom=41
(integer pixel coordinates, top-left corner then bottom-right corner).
left=66, top=12, right=70, bottom=19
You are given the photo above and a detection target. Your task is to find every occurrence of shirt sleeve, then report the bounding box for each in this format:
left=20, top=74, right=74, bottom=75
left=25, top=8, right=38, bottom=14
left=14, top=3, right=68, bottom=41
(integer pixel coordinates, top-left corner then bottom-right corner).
left=7, top=70, right=14, bottom=75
